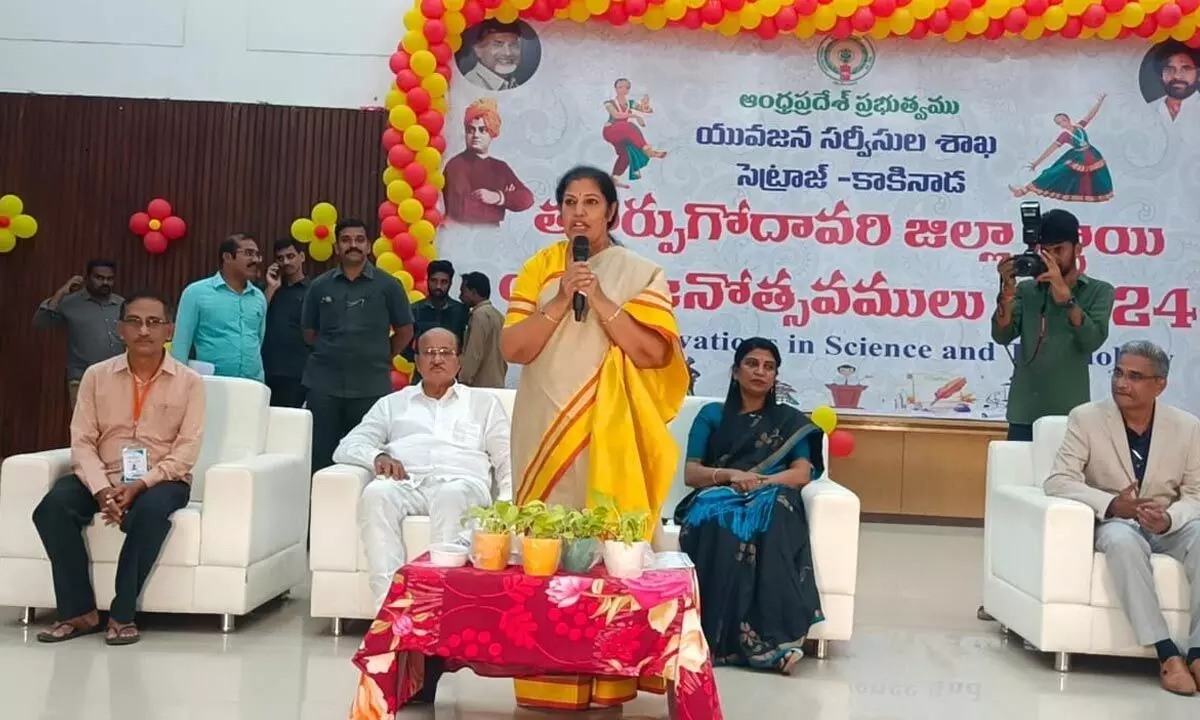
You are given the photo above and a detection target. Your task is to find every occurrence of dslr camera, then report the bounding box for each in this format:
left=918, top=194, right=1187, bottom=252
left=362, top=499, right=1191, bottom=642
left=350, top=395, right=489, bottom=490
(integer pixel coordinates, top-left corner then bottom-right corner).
left=1012, top=201, right=1047, bottom=278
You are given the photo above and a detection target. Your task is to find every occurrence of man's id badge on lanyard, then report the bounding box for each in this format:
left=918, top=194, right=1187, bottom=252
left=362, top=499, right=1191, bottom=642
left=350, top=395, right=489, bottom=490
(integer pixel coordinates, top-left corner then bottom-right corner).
left=121, top=445, right=149, bottom=483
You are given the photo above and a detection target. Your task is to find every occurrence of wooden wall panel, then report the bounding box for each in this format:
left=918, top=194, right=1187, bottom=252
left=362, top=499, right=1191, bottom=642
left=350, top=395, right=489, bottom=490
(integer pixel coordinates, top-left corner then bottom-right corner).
left=0, top=93, right=387, bottom=459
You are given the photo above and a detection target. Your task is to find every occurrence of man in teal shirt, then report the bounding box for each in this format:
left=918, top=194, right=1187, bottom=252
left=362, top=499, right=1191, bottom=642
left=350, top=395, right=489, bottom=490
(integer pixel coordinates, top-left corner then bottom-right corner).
left=171, top=233, right=268, bottom=381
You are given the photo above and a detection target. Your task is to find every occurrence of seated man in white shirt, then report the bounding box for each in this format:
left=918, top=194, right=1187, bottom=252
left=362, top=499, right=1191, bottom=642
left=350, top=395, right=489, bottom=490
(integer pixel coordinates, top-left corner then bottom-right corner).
left=332, top=327, right=512, bottom=610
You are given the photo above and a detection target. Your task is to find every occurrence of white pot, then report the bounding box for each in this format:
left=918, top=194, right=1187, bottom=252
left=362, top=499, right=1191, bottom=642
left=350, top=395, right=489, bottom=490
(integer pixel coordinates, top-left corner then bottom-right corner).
left=603, top=540, right=650, bottom=579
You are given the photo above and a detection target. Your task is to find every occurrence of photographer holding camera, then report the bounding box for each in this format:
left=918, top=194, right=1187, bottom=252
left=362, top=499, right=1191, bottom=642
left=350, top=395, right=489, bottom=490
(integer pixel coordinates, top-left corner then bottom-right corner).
left=992, top=207, right=1115, bottom=442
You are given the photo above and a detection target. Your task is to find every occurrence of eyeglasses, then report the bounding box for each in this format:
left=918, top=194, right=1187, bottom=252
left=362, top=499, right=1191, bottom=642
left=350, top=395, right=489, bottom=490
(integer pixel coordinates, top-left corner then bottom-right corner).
left=235, top=249, right=262, bottom=259
left=419, top=347, right=457, bottom=358
left=1111, top=368, right=1159, bottom=382
left=120, top=317, right=169, bottom=329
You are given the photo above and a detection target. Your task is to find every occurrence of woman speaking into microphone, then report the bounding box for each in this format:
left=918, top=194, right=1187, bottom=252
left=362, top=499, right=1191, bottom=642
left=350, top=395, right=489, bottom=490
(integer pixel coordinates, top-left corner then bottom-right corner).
left=500, top=165, right=690, bottom=711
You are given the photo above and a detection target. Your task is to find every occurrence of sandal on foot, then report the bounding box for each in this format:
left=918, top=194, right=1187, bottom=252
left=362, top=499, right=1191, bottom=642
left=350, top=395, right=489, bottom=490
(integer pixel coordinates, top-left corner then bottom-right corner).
left=105, top=623, right=141, bottom=646
left=780, top=648, right=804, bottom=676
left=36, top=621, right=102, bottom=644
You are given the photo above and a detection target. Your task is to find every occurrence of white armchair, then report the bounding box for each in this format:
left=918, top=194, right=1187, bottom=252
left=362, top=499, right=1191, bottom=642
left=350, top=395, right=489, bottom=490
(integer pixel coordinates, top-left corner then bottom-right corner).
left=983, top=416, right=1193, bottom=670
left=309, top=391, right=862, bottom=657
left=0, top=377, right=312, bottom=632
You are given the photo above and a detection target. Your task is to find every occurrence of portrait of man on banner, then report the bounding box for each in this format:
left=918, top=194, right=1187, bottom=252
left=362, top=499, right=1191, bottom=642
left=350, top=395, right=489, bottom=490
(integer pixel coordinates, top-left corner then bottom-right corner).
left=1139, top=40, right=1199, bottom=124
left=455, top=19, right=541, bottom=92
left=443, top=99, right=534, bottom=226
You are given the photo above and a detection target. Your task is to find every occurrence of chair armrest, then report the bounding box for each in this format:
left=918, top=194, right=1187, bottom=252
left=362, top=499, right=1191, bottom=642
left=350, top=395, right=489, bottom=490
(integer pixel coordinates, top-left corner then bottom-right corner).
left=987, top=441, right=1033, bottom=491
left=989, top=486, right=1094, bottom=604
left=0, top=450, right=72, bottom=554
left=199, top=453, right=311, bottom=567
left=802, top=478, right=860, bottom=596
left=310, top=464, right=373, bottom=572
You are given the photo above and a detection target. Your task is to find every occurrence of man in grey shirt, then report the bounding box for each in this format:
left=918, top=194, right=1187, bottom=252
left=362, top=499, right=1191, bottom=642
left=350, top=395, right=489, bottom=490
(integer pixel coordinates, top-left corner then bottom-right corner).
left=33, top=259, right=124, bottom=408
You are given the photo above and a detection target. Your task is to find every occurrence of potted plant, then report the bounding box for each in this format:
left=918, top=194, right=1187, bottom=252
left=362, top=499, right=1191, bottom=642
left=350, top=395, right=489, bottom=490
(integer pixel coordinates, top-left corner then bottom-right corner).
left=464, top=500, right=519, bottom=571
left=602, top=505, right=652, bottom=579
left=560, top=507, right=609, bottom=574
left=519, top=502, right=567, bottom=577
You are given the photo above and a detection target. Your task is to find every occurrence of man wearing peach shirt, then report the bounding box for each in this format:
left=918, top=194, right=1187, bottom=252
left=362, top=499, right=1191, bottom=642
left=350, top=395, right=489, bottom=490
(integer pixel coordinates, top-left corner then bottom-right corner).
left=32, top=289, right=206, bottom=646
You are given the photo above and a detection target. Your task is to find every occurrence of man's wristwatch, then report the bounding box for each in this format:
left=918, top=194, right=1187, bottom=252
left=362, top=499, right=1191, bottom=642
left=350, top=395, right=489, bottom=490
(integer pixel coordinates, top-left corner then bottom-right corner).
left=1058, top=295, right=1077, bottom=309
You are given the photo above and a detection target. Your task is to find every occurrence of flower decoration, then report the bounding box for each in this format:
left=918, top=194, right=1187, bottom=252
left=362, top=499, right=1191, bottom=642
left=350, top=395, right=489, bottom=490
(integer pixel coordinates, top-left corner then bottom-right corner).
left=291, top=202, right=339, bottom=262
left=129, top=198, right=187, bottom=255
left=0, top=194, right=39, bottom=254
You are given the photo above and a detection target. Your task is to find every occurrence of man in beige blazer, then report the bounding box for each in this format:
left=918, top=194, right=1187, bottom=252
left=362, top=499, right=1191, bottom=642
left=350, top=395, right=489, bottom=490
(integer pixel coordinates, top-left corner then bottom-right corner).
left=1044, top=340, right=1200, bottom=695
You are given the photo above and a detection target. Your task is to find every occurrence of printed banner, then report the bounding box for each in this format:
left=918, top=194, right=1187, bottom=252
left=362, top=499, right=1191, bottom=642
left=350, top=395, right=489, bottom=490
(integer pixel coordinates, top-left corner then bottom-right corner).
left=440, top=22, right=1200, bottom=420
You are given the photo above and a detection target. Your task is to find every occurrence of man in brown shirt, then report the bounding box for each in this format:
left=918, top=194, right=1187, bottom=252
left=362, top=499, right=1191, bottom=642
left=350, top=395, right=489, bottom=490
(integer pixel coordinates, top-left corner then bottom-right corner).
left=458, top=272, right=508, bottom=388
left=32, top=289, right=205, bottom=646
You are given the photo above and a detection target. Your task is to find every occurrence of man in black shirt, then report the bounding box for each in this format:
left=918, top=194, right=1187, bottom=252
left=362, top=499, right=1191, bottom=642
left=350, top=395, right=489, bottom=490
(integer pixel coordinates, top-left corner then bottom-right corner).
left=263, top=239, right=310, bottom=408
left=408, top=260, right=469, bottom=382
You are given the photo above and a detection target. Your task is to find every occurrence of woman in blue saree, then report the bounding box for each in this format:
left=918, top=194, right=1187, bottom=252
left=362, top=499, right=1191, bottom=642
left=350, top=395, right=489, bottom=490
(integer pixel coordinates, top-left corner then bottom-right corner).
left=674, top=337, right=824, bottom=675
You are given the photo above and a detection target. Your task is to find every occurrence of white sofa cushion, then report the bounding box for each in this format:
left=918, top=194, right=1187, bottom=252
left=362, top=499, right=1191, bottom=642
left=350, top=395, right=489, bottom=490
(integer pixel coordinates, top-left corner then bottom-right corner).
left=1090, top=553, right=1189, bottom=612
left=81, top=502, right=203, bottom=567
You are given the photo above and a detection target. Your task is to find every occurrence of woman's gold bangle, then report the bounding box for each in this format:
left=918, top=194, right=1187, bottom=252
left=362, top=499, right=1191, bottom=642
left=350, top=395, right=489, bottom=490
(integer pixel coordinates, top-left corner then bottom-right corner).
left=540, top=308, right=564, bottom=324
left=601, top=307, right=623, bottom=326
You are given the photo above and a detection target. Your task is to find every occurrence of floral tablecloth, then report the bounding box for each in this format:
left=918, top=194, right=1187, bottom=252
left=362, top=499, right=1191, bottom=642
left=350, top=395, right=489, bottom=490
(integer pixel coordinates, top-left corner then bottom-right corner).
left=350, top=556, right=723, bottom=719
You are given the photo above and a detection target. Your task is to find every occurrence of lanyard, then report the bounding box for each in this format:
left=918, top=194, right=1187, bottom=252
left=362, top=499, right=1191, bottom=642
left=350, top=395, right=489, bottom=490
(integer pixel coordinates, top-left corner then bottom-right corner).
left=132, top=374, right=157, bottom=427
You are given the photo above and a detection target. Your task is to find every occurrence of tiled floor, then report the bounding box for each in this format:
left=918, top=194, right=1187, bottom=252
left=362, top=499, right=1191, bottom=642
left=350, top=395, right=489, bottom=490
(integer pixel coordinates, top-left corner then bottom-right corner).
left=2, top=523, right=1196, bottom=719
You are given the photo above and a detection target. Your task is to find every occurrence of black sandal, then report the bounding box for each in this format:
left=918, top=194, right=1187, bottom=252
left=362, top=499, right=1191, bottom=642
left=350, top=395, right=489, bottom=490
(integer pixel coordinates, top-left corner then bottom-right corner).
left=105, top=623, right=141, bottom=646
left=36, top=621, right=103, bottom=643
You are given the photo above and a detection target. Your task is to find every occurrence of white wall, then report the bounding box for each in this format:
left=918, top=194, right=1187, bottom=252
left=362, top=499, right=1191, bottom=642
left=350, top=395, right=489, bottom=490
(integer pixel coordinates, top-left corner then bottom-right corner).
left=0, top=0, right=409, bottom=108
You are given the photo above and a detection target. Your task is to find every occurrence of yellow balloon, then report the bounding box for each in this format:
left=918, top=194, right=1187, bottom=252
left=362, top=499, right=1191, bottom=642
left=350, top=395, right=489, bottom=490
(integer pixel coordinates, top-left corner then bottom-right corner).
left=739, top=5, right=763, bottom=28
left=384, top=89, right=405, bottom=110
left=0, top=228, right=15, bottom=253
left=0, top=194, right=22, bottom=217
left=1062, top=0, right=1088, bottom=14
left=869, top=20, right=890, bottom=39
left=664, top=0, right=687, bottom=20
left=421, top=73, right=449, bottom=99
left=416, top=147, right=443, bottom=172
left=398, top=198, right=425, bottom=224
left=410, top=50, right=437, bottom=78
left=890, top=7, right=915, bottom=34
left=945, top=24, right=967, bottom=42
left=1020, top=17, right=1045, bottom=39
left=404, top=124, right=430, bottom=151
left=445, top=11, right=467, bottom=36
left=447, top=33, right=462, bottom=53
left=10, top=214, right=37, bottom=239
left=309, top=240, right=334, bottom=262
left=1120, top=3, right=1145, bottom=27
left=445, top=0, right=465, bottom=11
left=965, top=9, right=988, bottom=33
left=291, top=218, right=315, bottom=243
left=1170, top=17, right=1196, bottom=40
left=402, top=31, right=427, bottom=53
left=431, top=96, right=449, bottom=114
left=383, top=166, right=403, bottom=187
left=586, top=0, right=611, bottom=13
left=908, top=0, right=934, bottom=20
left=513, top=0, right=535, bottom=9
left=811, top=405, right=838, bottom=434
left=408, top=290, right=427, bottom=304
left=387, top=180, right=415, bottom=204
left=373, top=237, right=394, bottom=258
left=396, top=270, right=415, bottom=291
left=983, top=0, right=1007, bottom=19
left=312, top=202, right=337, bottom=227
left=410, top=219, right=437, bottom=244
left=642, top=6, right=666, bottom=28
left=1141, top=0, right=1164, bottom=11
left=376, top=251, right=404, bottom=274
left=1043, top=5, right=1067, bottom=30
left=418, top=240, right=438, bottom=260
left=717, top=13, right=741, bottom=34
left=813, top=5, right=838, bottom=29
left=794, top=17, right=817, bottom=37
left=404, top=9, right=424, bottom=30
left=428, top=170, right=446, bottom=190
left=1097, top=16, right=1121, bottom=39
left=758, top=0, right=782, bottom=15
left=831, top=0, right=857, bottom=17
left=389, top=105, right=417, bottom=131
left=393, top=354, right=414, bottom=373
left=495, top=4, right=519, bottom=22
left=687, top=0, right=706, bottom=7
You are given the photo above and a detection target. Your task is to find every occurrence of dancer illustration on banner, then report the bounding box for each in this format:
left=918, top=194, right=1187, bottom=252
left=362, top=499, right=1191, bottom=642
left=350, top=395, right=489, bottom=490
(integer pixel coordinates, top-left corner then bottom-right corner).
left=443, top=99, right=534, bottom=226
left=1010, top=94, right=1114, bottom=203
left=602, top=78, right=667, bottom=188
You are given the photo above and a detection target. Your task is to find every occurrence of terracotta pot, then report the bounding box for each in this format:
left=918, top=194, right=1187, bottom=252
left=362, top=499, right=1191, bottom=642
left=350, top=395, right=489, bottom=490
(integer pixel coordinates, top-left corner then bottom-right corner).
left=826, top=383, right=868, bottom=409
left=603, top=540, right=650, bottom=579
left=561, top=538, right=601, bottom=574
left=472, top=531, right=511, bottom=571
left=521, top=537, right=563, bottom=577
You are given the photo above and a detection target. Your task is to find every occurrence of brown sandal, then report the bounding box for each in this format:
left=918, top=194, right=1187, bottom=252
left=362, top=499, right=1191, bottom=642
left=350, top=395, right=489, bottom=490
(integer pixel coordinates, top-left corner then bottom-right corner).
left=105, top=622, right=141, bottom=646
left=36, top=621, right=102, bottom=643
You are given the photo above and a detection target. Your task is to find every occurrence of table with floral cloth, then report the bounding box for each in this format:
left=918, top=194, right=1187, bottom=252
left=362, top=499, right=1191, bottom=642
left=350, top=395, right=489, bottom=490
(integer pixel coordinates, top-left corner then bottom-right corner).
left=349, top=556, right=723, bottom=719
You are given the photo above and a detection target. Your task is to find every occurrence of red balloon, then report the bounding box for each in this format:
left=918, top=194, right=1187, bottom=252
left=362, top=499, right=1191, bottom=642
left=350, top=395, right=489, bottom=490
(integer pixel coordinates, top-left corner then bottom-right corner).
left=828, top=430, right=855, bottom=458
left=406, top=255, right=431, bottom=282
left=831, top=17, right=852, bottom=38
left=700, top=0, right=724, bottom=23
left=551, top=0, right=571, bottom=8
left=129, top=212, right=151, bottom=235
left=1179, top=0, right=1199, bottom=13
left=929, top=9, right=951, bottom=32
left=851, top=7, right=876, bottom=31
left=1003, top=7, right=1028, bottom=32
left=756, top=17, right=780, bottom=37
left=382, top=215, right=407, bottom=239
left=1186, top=32, right=1200, bottom=48
left=422, top=208, right=441, bottom=225
left=389, top=52, right=410, bottom=75
left=418, top=110, right=445, bottom=135
left=396, top=70, right=420, bottom=92
left=463, top=1, right=486, bottom=24
left=147, top=198, right=172, bottom=220
left=390, top=371, right=409, bottom=391
left=946, top=0, right=970, bottom=21
left=382, top=128, right=404, bottom=150
left=721, top=0, right=744, bottom=10
left=1156, top=3, right=1183, bottom=27
left=378, top=201, right=399, bottom=221
left=415, top=280, right=429, bottom=297
left=414, top=184, right=440, bottom=209
left=794, top=0, right=818, bottom=14
left=871, top=0, right=897, bottom=16
left=430, top=134, right=447, bottom=153
left=1101, top=0, right=1125, bottom=12
left=970, top=0, right=985, bottom=6
left=1133, top=14, right=1158, bottom=36
left=161, top=216, right=187, bottom=241
left=1023, top=0, right=1048, bottom=15
left=606, top=3, right=629, bottom=23
left=430, top=43, right=453, bottom=66
left=389, top=144, right=417, bottom=170
left=682, top=8, right=703, bottom=28
left=143, top=231, right=169, bottom=255
left=404, top=162, right=428, bottom=187
left=423, top=19, right=447, bottom=44
left=314, top=225, right=330, bottom=240
left=625, top=0, right=648, bottom=14
left=909, top=19, right=929, bottom=38
left=775, top=7, right=799, bottom=30
left=394, top=233, right=418, bottom=259
left=1081, top=5, right=1106, bottom=27
left=421, top=0, right=446, bottom=17
left=407, top=88, right=432, bottom=114
left=435, top=64, right=452, bottom=81
left=985, top=18, right=1005, bottom=37
left=1061, top=16, right=1082, bottom=36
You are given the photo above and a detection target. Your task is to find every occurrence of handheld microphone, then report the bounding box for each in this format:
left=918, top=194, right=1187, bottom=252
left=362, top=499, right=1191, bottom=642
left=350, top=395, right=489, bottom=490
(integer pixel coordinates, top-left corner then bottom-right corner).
left=571, top=235, right=589, bottom=322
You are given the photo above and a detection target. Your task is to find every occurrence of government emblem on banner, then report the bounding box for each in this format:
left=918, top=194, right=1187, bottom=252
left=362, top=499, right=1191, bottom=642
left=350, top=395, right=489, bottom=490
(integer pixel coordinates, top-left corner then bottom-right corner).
left=817, top=37, right=876, bottom=86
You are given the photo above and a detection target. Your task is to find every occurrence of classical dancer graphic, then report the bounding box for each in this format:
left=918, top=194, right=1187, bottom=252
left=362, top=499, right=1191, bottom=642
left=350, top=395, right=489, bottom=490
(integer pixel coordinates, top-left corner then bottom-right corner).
left=1010, top=94, right=1114, bottom=203
left=601, top=78, right=667, bottom=188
